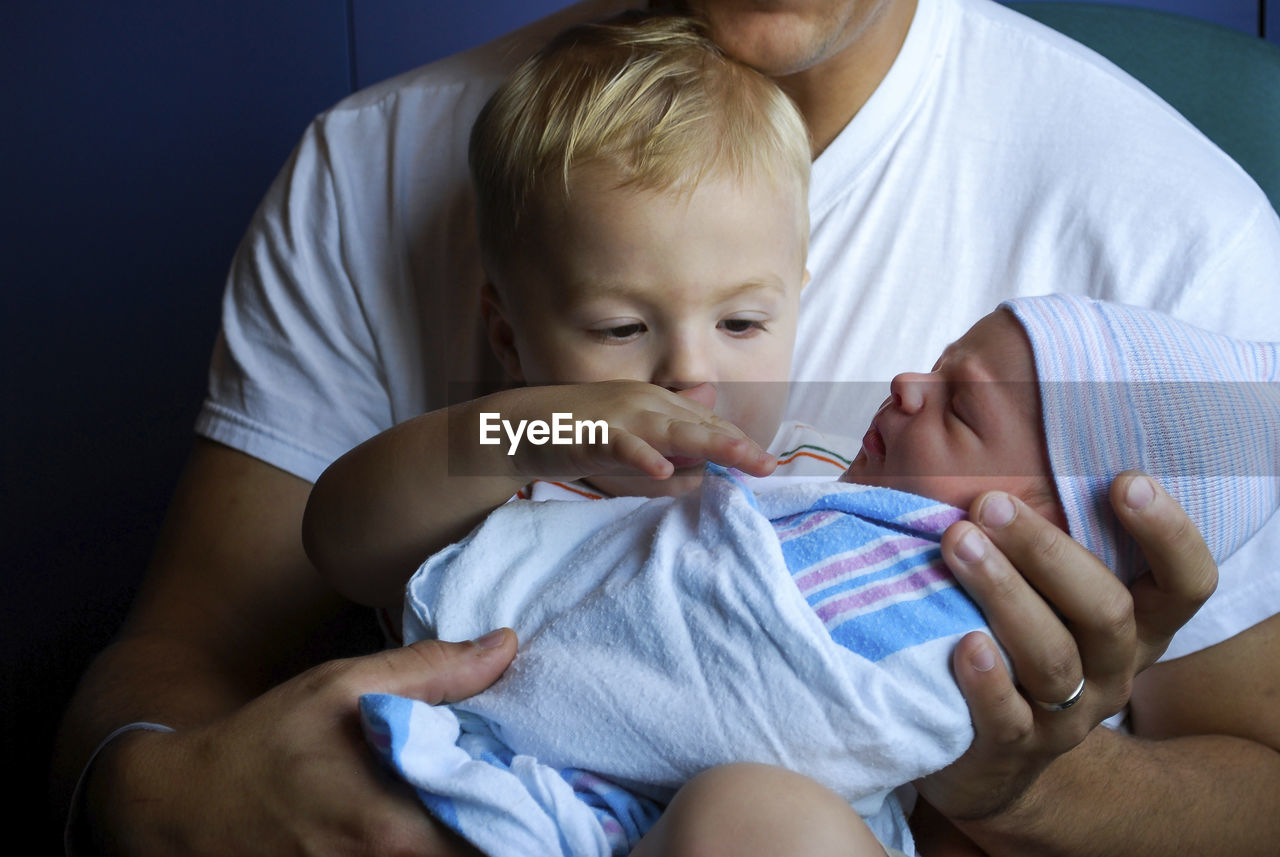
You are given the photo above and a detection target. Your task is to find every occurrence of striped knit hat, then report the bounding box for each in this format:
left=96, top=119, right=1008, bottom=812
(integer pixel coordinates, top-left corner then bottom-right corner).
left=1000, top=294, right=1280, bottom=584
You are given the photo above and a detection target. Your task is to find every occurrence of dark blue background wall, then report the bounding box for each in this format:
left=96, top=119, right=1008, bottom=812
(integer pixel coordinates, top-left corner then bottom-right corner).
left=4, top=2, right=1274, bottom=851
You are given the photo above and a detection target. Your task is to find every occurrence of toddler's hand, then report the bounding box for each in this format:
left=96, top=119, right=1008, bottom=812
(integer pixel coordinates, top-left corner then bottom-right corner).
left=502, top=381, right=777, bottom=482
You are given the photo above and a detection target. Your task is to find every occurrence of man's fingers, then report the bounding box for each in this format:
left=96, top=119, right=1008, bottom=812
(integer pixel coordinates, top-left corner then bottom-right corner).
left=973, top=492, right=1137, bottom=681
left=1110, top=471, right=1217, bottom=667
left=923, top=481, right=1210, bottom=826
left=942, top=518, right=1084, bottom=708
left=914, top=631, right=1040, bottom=821
left=951, top=632, right=1032, bottom=748
left=336, top=630, right=518, bottom=705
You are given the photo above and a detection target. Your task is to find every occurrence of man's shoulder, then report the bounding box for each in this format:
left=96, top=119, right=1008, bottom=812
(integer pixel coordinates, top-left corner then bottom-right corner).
left=954, top=0, right=1167, bottom=91
left=951, top=0, right=1254, bottom=191
left=934, top=0, right=1269, bottom=238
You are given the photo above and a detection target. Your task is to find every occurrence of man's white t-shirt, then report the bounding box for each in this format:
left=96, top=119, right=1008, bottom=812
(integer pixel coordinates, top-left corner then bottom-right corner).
left=198, top=0, right=1280, bottom=660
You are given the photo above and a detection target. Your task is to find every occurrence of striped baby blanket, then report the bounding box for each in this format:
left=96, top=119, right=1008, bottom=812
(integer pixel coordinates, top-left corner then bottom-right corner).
left=362, top=465, right=989, bottom=857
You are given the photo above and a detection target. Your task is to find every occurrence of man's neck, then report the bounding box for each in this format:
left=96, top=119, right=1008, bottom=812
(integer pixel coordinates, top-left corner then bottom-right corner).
left=779, top=0, right=918, bottom=157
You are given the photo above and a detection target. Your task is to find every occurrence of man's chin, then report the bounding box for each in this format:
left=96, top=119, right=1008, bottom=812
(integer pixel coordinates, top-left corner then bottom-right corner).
left=657, top=2, right=839, bottom=77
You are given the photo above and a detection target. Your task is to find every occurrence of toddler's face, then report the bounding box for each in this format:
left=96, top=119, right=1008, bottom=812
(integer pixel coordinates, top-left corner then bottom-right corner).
left=840, top=310, right=1064, bottom=523
left=493, top=162, right=808, bottom=497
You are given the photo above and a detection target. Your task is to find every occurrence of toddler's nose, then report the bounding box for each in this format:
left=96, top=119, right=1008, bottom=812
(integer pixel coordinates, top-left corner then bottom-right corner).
left=654, top=339, right=713, bottom=393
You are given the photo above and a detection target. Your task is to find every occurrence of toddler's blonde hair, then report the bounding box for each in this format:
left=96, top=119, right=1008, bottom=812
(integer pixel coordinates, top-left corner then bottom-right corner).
left=469, top=10, right=812, bottom=278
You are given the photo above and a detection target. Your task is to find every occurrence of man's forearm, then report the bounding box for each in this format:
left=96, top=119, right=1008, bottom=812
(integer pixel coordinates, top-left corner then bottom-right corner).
left=53, top=624, right=516, bottom=857
left=51, top=631, right=254, bottom=818
left=959, top=725, right=1280, bottom=857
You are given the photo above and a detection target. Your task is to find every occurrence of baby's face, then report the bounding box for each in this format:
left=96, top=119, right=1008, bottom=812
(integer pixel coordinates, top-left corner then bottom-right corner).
left=841, top=310, right=1063, bottom=523
left=494, top=162, right=808, bottom=497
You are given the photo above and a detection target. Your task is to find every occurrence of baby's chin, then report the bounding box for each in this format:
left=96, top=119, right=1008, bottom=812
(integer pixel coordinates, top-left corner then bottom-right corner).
left=584, top=467, right=707, bottom=499
left=839, top=463, right=978, bottom=509
left=838, top=453, right=883, bottom=486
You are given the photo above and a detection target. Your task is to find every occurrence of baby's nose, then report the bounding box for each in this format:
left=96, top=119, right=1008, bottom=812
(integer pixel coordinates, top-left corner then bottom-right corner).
left=889, top=372, right=934, bottom=414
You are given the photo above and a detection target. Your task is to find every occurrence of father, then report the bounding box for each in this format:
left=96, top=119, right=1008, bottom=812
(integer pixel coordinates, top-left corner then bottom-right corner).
left=55, top=0, right=1280, bottom=855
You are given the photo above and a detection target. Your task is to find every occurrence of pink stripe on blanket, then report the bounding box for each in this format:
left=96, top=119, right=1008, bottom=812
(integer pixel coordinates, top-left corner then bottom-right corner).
left=793, top=535, right=934, bottom=591
left=900, top=506, right=966, bottom=534
left=812, top=563, right=953, bottom=623
left=772, top=509, right=841, bottom=540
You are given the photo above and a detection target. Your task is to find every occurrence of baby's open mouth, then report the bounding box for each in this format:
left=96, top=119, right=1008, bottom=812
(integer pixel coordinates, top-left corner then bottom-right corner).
left=861, top=422, right=886, bottom=460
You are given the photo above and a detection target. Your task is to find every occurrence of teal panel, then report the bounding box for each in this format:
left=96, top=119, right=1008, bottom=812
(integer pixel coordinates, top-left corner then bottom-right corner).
left=1009, top=0, right=1260, bottom=35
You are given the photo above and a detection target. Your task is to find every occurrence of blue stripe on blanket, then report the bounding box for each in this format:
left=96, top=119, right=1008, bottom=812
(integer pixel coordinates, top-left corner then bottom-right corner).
left=450, top=712, right=660, bottom=849
left=779, top=516, right=938, bottom=594
left=827, top=586, right=987, bottom=661
left=362, top=694, right=464, bottom=832
left=361, top=695, right=662, bottom=856
left=773, top=485, right=982, bottom=661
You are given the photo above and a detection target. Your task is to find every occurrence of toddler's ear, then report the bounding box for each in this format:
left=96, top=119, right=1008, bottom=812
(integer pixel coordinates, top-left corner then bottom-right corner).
left=481, top=282, right=525, bottom=382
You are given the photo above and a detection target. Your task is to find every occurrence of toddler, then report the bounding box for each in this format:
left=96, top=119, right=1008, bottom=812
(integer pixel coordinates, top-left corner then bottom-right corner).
left=303, top=9, right=811, bottom=606
left=304, top=11, right=872, bottom=856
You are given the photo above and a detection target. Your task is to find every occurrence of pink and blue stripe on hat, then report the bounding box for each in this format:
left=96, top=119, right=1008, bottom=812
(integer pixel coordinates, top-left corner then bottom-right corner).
left=1002, top=294, right=1280, bottom=584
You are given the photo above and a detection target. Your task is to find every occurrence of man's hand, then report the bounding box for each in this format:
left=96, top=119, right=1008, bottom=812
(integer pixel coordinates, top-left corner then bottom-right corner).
left=915, top=471, right=1216, bottom=822
left=86, top=632, right=518, bottom=857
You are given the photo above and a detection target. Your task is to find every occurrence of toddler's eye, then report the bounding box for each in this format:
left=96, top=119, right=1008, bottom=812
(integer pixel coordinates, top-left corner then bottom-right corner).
left=593, top=323, right=646, bottom=342
left=720, top=318, right=766, bottom=336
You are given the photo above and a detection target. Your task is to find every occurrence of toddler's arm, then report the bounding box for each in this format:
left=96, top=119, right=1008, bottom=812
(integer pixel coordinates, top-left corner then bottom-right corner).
left=302, top=381, right=775, bottom=607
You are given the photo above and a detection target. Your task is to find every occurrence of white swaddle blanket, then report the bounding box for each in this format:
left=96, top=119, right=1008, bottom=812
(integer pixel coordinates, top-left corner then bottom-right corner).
left=362, top=467, right=990, bottom=856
